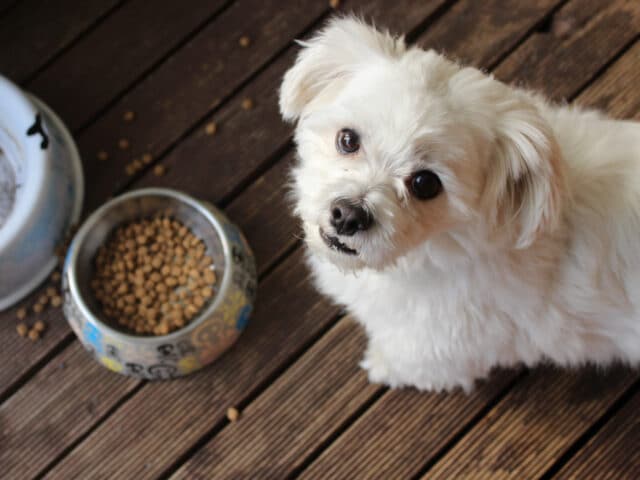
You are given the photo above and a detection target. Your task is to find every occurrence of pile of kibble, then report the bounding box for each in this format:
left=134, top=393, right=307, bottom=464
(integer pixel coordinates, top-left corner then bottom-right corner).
left=91, top=215, right=217, bottom=335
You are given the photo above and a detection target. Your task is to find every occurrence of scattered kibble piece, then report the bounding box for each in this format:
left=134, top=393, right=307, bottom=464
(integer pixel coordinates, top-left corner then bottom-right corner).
left=241, top=98, right=254, bottom=110
left=329, top=0, right=340, bottom=8
left=125, top=164, right=136, bottom=176
left=123, top=110, right=136, bottom=122
left=141, top=153, right=153, bottom=164
left=153, top=164, right=167, bottom=176
left=38, top=294, right=49, bottom=305
left=16, top=323, right=28, bottom=337
left=239, top=35, right=251, bottom=47
left=16, top=307, right=27, bottom=320
left=46, top=286, right=57, bottom=297
left=226, top=407, right=240, bottom=422
left=33, top=304, right=43, bottom=314
left=132, top=158, right=143, bottom=170
left=28, top=329, right=40, bottom=341
left=34, top=320, right=46, bottom=332
left=97, top=151, right=109, bottom=161
left=51, top=296, right=63, bottom=308
left=205, top=122, right=217, bottom=135
left=118, top=138, right=130, bottom=150
left=91, top=216, right=217, bottom=335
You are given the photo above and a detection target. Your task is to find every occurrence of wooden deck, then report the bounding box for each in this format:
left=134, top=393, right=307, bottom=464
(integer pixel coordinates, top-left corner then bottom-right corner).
left=1, top=1, right=639, bottom=478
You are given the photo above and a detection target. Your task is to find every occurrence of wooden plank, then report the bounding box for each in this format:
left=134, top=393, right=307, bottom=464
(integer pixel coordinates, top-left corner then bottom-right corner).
left=494, top=0, right=640, bottom=101
left=0, top=342, right=139, bottom=479
left=0, top=0, right=122, bottom=83
left=44, top=250, right=339, bottom=480
left=0, top=0, right=329, bottom=402
left=171, top=318, right=378, bottom=480
left=76, top=0, right=329, bottom=214
left=415, top=0, right=559, bottom=67
left=301, top=373, right=518, bottom=480
left=555, top=389, right=640, bottom=480
left=174, top=320, right=516, bottom=480
left=423, top=367, right=636, bottom=479
left=27, top=0, right=229, bottom=131
left=574, top=40, right=640, bottom=120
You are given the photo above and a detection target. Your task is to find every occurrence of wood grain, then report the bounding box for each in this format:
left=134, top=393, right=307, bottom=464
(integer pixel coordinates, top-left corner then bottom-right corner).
left=171, top=318, right=378, bottom=480
left=574, top=40, right=640, bottom=120
left=0, top=0, right=122, bottom=82
left=416, top=0, right=560, bottom=67
left=76, top=0, right=329, bottom=214
left=555, top=388, right=640, bottom=480
left=423, top=367, right=636, bottom=479
left=44, top=250, right=339, bottom=480
left=494, top=0, right=640, bottom=101
left=27, top=0, right=230, bottom=130
left=0, top=342, right=139, bottom=479
left=301, top=371, right=518, bottom=480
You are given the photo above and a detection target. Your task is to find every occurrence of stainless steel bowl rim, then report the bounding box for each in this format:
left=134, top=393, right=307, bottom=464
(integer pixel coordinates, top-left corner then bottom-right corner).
left=67, top=187, right=234, bottom=344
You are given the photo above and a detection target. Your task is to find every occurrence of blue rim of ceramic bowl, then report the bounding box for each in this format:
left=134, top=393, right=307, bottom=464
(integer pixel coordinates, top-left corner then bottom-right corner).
left=66, top=188, right=234, bottom=344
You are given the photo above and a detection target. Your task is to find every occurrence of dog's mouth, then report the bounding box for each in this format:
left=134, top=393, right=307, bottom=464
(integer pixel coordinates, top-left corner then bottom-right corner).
left=319, top=228, right=358, bottom=256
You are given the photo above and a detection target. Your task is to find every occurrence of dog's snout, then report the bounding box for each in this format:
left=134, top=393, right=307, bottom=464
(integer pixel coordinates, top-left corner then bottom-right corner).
left=330, top=199, right=372, bottom=236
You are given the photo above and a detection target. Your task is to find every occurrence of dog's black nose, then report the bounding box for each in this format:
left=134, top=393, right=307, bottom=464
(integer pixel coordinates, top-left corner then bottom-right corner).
left=330, top=199, right=372, bottom=236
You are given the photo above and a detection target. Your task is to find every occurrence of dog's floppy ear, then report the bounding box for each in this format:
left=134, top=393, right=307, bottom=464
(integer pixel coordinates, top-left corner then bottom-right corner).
left=483, top=97, right=565, bottom=249
left=279, top=16, right=405, bottom=122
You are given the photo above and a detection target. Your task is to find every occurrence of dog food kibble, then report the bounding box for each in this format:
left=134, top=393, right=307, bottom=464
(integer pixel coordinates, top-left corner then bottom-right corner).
left=97, top=151, right=109, bottom=161
left=51, top=295, right=63, bottom=308
left=239, top=35, right=251, bottom=47
left=226, top=407, right=240, bottom=422
left=241, top=98, right=254, bottom=110
left=123, top=110, right=136, bottom=122
left=33, top=303, right=43, bottom=314
left=16, top=307, right=27, bottom=320
left=91, top=216, right=217, bottom=335
left=125, top=164, right=136, bottom=176
left=16, top=323, right=28, bottom=337
left=118, top=138, right=130, bottom=150
left=205, top=122, right=217, bottom=135
left=153, top=164, right=167, bottom=176
left=34, top=320, right=46, bottom=333
left=142, top=153, right=153, bottom=165
left=329, top=0, right=340, bottom=8
left=28, top=329, right=40, bottom=341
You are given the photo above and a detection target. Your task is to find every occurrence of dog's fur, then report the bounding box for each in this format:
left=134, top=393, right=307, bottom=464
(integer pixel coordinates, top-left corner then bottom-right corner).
left=279, top=17, right=640, bottom=391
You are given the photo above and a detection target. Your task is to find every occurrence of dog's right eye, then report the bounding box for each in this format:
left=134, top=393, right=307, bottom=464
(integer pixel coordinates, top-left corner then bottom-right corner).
left=336, top=129, right=360, bottom=154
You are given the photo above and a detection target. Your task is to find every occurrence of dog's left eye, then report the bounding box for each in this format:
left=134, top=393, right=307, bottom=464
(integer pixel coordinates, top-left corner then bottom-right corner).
left=336, top=128, right=360, bottom=154
left=409, top=170, right=442, bottom=200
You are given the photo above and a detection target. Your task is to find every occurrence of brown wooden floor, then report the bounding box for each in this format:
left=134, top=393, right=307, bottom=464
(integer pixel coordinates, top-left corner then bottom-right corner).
left=1, top=1, right=639, bottom=478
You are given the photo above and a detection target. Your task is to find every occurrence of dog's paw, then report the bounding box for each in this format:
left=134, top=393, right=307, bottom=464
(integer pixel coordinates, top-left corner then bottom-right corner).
left=360, top=345, right=401, bottom=387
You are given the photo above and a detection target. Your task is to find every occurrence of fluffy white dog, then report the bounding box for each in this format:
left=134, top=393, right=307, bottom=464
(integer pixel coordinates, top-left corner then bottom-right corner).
left=279, top=17, right=640, bottom=391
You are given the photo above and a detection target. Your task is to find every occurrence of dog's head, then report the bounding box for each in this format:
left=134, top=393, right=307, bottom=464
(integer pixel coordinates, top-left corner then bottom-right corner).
left=280, top=17, right=565, bottom=271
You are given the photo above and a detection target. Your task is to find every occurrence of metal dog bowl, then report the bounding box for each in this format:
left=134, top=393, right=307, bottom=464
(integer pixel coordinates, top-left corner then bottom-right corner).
left=62, top=188, right=256, bottom=380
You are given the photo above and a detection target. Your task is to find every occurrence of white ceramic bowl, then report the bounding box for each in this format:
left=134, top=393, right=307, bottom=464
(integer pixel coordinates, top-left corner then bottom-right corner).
left=0, top=74, right=84, bottom=310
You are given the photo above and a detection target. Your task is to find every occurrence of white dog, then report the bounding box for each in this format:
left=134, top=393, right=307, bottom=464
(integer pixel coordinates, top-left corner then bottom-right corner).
left=279, top=17, right=640, bottom=391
